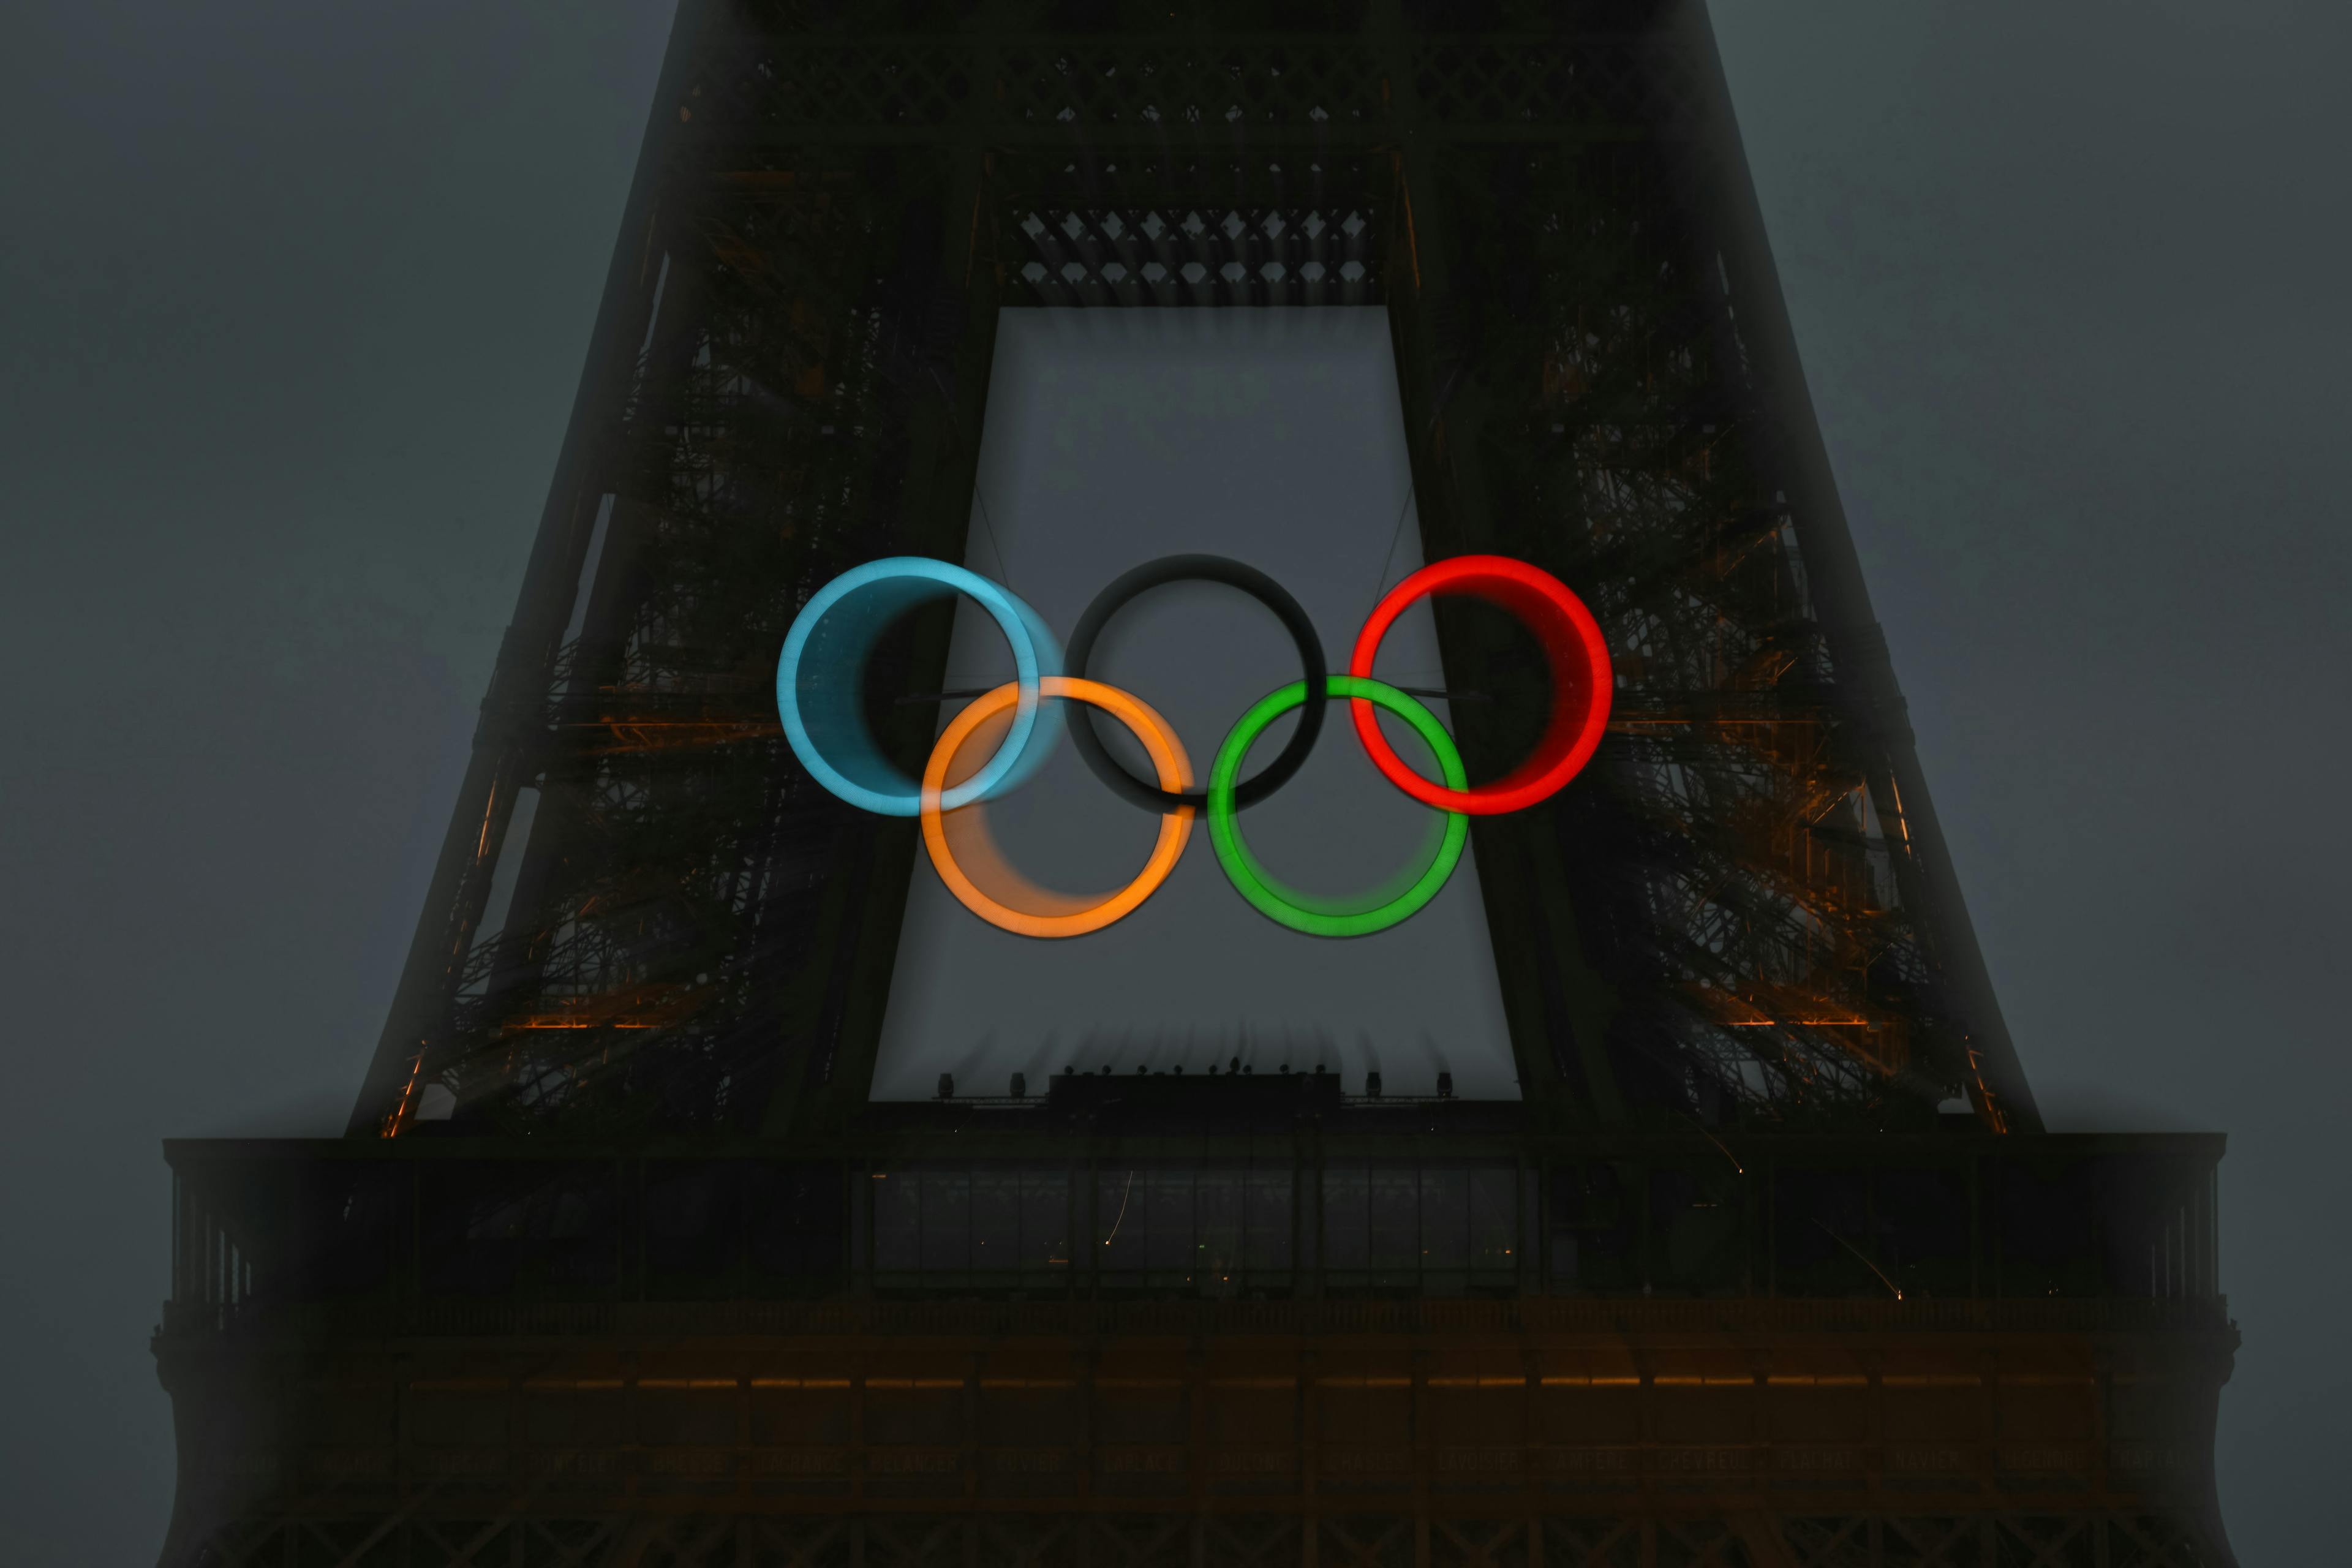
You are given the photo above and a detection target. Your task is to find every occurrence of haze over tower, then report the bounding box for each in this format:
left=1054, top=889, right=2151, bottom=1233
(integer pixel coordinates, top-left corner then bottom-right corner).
left=151, top=4, right=2238, bottom=1566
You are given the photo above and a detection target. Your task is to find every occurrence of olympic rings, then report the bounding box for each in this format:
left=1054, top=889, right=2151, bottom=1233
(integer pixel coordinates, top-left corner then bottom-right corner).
left=1208, top=677, right=1468, bottom=938
left=922, top=677, right=1194, bottom=938
left=1348, top=555, right=1613, bottom=816
left=775, top=552, right=1611, bottom=938
left=1065, top=555, right=1327, bottom=813
left=777, top=557, right=1062, bottom=817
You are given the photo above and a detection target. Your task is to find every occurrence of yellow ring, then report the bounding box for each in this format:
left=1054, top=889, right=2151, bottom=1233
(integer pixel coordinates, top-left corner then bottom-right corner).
left=921, top=676, right=1193, bottom=938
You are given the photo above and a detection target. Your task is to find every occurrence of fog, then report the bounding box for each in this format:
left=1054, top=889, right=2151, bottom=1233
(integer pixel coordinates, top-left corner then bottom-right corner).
left=0, top=2, right=2342, bottom=1561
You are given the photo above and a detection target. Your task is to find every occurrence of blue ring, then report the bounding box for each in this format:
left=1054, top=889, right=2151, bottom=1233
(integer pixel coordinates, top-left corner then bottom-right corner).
left=777, top=558, right=1058, bottom=816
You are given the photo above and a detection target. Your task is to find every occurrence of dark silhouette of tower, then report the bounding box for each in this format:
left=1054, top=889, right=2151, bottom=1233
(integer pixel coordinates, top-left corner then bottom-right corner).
left=153, top=4, right=2237, bottom=1565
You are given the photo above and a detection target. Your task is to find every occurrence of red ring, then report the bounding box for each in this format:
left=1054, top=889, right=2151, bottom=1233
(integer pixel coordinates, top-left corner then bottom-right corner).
left=1348, top=556, right=1612, bottom=815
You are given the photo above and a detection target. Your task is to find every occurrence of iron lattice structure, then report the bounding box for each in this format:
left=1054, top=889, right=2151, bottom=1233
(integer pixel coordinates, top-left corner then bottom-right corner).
left=343, top=0, right=2033, bottom=1143
left=150, top=4, right=2238, bottom=1567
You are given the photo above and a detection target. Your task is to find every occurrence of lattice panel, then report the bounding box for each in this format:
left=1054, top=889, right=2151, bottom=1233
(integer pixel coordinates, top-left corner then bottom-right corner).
left=1009, top=200, right=1384, bottom=307
left=2099, top=1515, right=2226, bottom=1568
left=356, top=0, right=2029, bottom=1136
left=423, top=157, right=954, bottom=1133
left=168, top=1511, right=2235, bottom=1568
left=972, top=1515, right=1088, bottom=1568
left=994, top=151, right=1388, bottom=308
left=1319, top=1517, right=1418, bottom=1568
left=1427, top=1518, right=1532, bottom=1568
left=728, top=40, right=976, bottom=130
left=687, top=26, right=1754, bottom=145
left=696, top=33, right=1387, bottom=140
left=1423, top=134, right=1958, bottom=1117
left=698, top=30, right=1712, bottom=141
left=1653, top=1518, right=1746, bottom=1568
left=1779, top=1515, right=1872, bottom=1567
left=1538, top=1518, right=1646, bottom=1568
left=996, top=38, right=1385, bottom=132
left=866, top=1520, right=994, bottom=1568
left=1408, top=37, right=1686, bottom=132
left=1204, top=1515, right=1305, bottom=1568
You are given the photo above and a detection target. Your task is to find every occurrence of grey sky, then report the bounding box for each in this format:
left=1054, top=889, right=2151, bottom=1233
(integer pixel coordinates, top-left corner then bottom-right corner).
left=1, top=2, right=2343, bottom=1562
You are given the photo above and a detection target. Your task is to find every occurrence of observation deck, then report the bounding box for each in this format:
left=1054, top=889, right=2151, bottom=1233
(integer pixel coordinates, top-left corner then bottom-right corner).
left=155, top=1119, right=2233, bottom=1566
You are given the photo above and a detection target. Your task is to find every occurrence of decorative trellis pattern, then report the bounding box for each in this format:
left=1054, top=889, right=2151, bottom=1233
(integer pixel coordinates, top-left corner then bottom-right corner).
left=994, top=39, right=1387, bottom=133
left=1008, top=200, right=1385, bottom=307
left=688, top=24, right=1707, bottom=143
left=703, top=34, right=1388, bottom=137
left=1400, top=135, right=1958, bottom=1118
left=172, top=1511, right=2228, bottom=1568
left=406, top=153, right=968, bottom=1133
left=994, top=151, right=1389, bottom=307
left=730, top=40, right=976, bottom=130
left=1409, top=37, right=1675, bottom=131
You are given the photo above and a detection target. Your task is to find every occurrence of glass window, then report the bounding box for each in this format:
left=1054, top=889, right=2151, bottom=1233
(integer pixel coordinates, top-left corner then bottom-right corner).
left=1421, top=1167, right=1469, bottom=1273
left=1020, top=1167, right=1070, bottom=1268
left=874, top=1171, right=919, bottom=1272
left=1145, top=1169, right=1195, bottom=1273
left=1246, top=1169, right=1293, bottom=1275
left=1098, top=1169, right=1146, bottom=1272
left=919, top=1169, right=970, bottom=1273
left=1197, top=1168, right=1245, bottom=1283
left=970, top=1167, right=1022, bottom=1272
left=1323, top=1165, right=1368, bottom=1271
left=1469, top=1166, right=1517, bottom=1276
left=1368, top=1164, right=1420, bottom=1276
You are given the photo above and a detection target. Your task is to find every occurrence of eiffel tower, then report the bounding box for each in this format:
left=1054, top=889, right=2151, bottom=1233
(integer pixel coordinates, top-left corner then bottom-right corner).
left=152, top=3, right=2237, bottom=1564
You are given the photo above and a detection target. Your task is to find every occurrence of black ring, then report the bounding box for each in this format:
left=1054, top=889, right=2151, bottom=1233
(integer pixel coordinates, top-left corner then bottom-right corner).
left=1065, top=554, right=1328, bottom=813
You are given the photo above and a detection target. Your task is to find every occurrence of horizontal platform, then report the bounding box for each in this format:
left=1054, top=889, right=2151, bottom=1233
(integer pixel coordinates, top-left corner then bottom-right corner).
left=163, top=1130, right=2224, bottom=1340
left=161, top=1293, right=2231, bottom=1343
left=153, top=1295, right=2237, bottom=1563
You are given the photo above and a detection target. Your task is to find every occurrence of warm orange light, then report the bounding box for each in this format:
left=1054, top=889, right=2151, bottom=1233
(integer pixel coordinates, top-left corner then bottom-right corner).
left=921, top=677, right=1193, bottom=940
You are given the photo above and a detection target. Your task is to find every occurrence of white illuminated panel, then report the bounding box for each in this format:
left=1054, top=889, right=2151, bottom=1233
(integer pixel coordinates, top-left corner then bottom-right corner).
left=870, top=309, right=1518, bottom=1100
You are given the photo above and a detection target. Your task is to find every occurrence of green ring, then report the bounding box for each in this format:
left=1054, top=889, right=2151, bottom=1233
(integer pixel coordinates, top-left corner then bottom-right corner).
left=1207, top=676, right=1470, bottom=937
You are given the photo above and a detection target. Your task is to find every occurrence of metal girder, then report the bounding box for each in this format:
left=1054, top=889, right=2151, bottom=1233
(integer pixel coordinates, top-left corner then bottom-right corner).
left=344, top=0, right=2035, bottom=1139
left=154, top=1293, right=2238, bottom=1567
